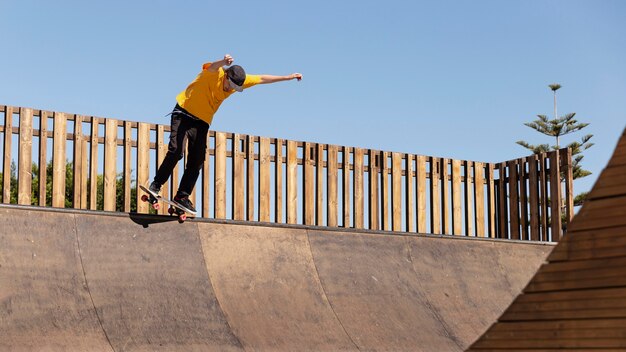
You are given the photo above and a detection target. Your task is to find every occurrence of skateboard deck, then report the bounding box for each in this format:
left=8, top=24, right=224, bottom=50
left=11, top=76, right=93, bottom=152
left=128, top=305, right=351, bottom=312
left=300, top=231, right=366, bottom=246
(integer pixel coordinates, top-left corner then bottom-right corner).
left=139, top=185, right=197, bottom=222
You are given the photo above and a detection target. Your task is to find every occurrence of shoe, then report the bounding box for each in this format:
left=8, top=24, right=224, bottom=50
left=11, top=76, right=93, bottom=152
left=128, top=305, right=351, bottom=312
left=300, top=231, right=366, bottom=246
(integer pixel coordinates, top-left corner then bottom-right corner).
left=174, top=194, right=196, bottom=213
left=149, top=181, right=161, bottom=195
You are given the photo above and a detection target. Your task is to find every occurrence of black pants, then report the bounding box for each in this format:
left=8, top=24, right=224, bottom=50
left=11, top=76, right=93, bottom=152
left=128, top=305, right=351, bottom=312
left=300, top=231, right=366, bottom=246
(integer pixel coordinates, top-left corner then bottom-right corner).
left=153, top=105, right=210, bottom=197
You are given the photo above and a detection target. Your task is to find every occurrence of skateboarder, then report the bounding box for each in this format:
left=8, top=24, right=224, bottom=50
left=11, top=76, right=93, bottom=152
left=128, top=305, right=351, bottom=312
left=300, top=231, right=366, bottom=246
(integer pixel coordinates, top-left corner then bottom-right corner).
left=148, top=54, right=302, bottom=212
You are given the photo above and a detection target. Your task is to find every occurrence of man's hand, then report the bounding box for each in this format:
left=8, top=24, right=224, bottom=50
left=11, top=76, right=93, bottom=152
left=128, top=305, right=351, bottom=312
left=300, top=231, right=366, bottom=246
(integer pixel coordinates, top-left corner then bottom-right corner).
left=223, top=54, right=234, bottom=66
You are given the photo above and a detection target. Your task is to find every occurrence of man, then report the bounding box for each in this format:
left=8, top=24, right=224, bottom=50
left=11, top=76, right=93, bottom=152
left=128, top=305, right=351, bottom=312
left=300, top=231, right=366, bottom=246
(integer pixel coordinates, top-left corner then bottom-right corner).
left=149, top=54, right=302, bottom=212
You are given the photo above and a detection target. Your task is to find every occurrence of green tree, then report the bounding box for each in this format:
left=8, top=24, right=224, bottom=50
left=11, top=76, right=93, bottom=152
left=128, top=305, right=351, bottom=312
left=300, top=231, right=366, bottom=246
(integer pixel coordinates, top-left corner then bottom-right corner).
left=517, top=84, right=593, bottom=206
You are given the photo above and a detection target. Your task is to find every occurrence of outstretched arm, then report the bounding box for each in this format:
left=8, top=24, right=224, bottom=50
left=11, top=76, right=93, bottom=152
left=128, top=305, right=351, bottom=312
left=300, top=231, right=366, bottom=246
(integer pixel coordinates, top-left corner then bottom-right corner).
left=205, top=54, right=235, bottom=72
left=258, top=73, right=303, bottom=84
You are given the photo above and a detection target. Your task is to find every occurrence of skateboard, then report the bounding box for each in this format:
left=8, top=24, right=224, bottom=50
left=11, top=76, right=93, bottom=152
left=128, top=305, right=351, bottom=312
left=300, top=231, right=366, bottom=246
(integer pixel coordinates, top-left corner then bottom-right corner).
left=139, top=185, right=197, bottom=222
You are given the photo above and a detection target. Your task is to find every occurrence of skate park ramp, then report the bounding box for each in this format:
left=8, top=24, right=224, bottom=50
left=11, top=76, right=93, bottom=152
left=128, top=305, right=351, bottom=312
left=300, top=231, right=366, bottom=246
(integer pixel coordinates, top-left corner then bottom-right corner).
left=469, top=128, right=626, bottom=351
left=1, top=205, right=553, bottom=351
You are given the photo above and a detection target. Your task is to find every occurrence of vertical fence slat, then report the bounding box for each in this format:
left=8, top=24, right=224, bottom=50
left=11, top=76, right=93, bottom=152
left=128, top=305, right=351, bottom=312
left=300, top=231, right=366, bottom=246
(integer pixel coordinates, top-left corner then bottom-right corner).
left=519, top=157, right=529, bottom=240
left=405, top=154, right=415, bottom=233
left=103, top=119, right=117, bottom=211
left=549, top=151, right=562, bottom=241
left=38, top=111, right=48, bottom=206
left=353, top=148, right=364, bottom=229
left=498, top=163, right=508, bottom=238
left=369, top=150, right=379, bottom=230
left=123, top=121, right=132, bottom=212
left=416, top=155, right=426, bottom=233
left=215, top=132, right=227, bottom=219
left=246, top=135, right=255, bottom=221
left=475, top=162, right=485, bottom=237
left=487, top=163, right=496, bottom=238
left=72, top=115, right=84, bottom=209
left=452, top=159, right=462, bottom=235
left=328, top=145, right=338, bottom=227
left=304, top=142, right=315, bottom=226
left=561, top=148, right=574, bottom=224
left=316, top=143, right=324, bottom=226
left=529, top=155, right=540, bottom=241
left=287, top=140, right=298, bottom=224
left=233, top=134, right=244, bottom=220
left=343, top=146, right=351, bottom=227
left=508, top=160, right=520, bottom=239
left=89, top=117, right=98, bottom=210
left=540, top=153, right=549, bottom=241
left=441, top=158, right=450, bottom=234
left=52, top=112, right=67, bottom=208
left=392, top=152, right=402, bottom=232
left=430, top=157, right=441, bottom=234
left=381, top=152, right=390, bottom=231
left=465, top=161, right=474, bottom=236
left=157, top=125, right=169, bottom=215
left=2, top=106, right=12, bottom=203
left=136, top=122, right=150, bottom=213
left=275, top=139, right=283, bottom=223
left=18, top=108, right=33, bottom=205
left=201, top=132, right=211, bottom=218
left=259, top=137, right=271, bottom=222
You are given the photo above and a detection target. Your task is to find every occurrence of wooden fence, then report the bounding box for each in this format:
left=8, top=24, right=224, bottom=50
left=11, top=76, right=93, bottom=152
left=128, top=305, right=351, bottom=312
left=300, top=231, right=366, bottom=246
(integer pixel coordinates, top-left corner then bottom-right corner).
left=0, top=105, right=574, bottom=241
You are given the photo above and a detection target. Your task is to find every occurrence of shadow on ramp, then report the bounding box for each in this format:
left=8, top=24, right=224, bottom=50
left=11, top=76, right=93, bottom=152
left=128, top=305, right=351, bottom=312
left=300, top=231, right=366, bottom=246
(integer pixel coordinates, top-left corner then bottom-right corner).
left=129, top=212, right=179, bottom=228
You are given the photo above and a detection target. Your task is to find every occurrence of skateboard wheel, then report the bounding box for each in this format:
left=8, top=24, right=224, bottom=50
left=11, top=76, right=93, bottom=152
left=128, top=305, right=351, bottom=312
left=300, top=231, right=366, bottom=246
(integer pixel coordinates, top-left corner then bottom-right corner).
left=179, top=214, right=187, bottom=222
left=168, top=207, right=175, bottom=215
left=141, top=195, right=148, bottom=202
left=152, top=203, right=160, bottom=210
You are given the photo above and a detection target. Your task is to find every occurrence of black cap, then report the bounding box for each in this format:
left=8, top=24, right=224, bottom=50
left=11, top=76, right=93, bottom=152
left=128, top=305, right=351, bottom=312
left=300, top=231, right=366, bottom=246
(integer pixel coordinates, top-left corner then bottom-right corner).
left=225, top=65, right=246, bottom=87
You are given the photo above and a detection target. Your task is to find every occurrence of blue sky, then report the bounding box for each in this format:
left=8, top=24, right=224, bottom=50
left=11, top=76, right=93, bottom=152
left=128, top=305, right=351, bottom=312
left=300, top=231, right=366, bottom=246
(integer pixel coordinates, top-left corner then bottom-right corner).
left=1, top=0, right=624, bottom=195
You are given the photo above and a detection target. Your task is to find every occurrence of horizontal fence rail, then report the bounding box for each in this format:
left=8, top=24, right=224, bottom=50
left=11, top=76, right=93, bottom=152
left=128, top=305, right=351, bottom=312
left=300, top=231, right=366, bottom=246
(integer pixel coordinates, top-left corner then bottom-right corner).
left=0, top=105, right=574, bottom=241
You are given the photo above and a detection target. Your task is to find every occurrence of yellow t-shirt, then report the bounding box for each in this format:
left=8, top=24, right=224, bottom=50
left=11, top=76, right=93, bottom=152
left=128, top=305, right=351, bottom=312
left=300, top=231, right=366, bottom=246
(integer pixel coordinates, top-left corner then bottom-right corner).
left=175, top=63, right=261, bottom=125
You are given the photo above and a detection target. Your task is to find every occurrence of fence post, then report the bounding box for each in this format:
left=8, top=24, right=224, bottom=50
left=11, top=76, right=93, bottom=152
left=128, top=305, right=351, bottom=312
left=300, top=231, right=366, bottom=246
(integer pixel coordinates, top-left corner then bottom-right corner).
left=549, top=150, right=562, bottom=241
left=18, top=108, right=33, bottom=205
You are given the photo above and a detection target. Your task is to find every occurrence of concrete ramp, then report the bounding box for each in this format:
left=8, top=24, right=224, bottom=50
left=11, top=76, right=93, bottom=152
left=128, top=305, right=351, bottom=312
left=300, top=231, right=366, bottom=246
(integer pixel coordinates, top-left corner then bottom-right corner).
left=1, top=206, right=552, bottom=351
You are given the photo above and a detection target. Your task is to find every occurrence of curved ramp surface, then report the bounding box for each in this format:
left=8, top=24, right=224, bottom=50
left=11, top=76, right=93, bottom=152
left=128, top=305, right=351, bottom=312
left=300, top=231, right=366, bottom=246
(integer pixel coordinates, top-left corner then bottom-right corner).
left=1, top=206, right=552, bottom=351
left=469, top=128, right=626, bottom=351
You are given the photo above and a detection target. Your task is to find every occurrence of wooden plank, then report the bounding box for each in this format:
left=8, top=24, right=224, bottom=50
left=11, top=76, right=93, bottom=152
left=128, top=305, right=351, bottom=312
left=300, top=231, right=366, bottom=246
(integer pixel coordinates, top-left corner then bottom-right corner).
left=274, top=139, right=283, bottom=223
left=549, top=151, right=562, bottom=241
left=508, top=159, right=520, bottom=240
left=540, top=153, right=549, bottom=241
left=369, top=150, right=379, bottom=230
left=18, top=108, right=33, bottom=205
left=258, top=136, right=271, bottom=222
left=549, top=225, right=626, bottom=262
left=353, top=147, right=364, bottom=229
left=430, top=157, right=441, bottom=234
left=89, top=117, right=99, bottom=210
left=52, top=112, right=67, bottom=208
left=136, top=123, right=150, bottom=213
left=452, top=159, right=462, bottom=235
left=103, top=118, right=117, bottom=211
left=201, top=131, right=210, bottom=218
left=416, top=155, right=427, bottom=233
left=475, top=162, right=485, bottom=237
left=2, top=106, right=12, bottom=203
left=528, top=155, right=540, bottom=241
left=157, top=125, right=168, bottom=215
left=391, top=152, right=402, bottom=232
left=304, top=142, right=315, bottom=225
left=589, top=164, right=626, bottom=200
left=498, top=163, right=508, bottom=238
left=247, top=135, right=255, bottom=221
left=561, top=148, right=574, bottom=224
left=405, top=154, right=415, bottom=233
left=214, top=132, right=227, bottom=219
left=287, top=140, right=297, bottom=224
left=486, top=163, right=496, bottom=238
left=440, top=158, right=450, bottom=234
left=327, top=144, right=338, bottom=227
left=233, top=134, right=245, bottom=220
left=381, top=152, right=390, bottom=231
left=464, top=161, right=474, bottom=236
left=316, top=143, right=324, bottom=226
left=123, top=121, right=132, bottom=212
left=518, top=158, right=529, bottom=240
left=38, top=111, right=48, bottom=206
left=80, top=137, right=88, bottom=209
left=343, top=146, right=351, bottom=227
left=567, top=196, right=626, bottom=232
left=72, top=115, right=84, bottom=209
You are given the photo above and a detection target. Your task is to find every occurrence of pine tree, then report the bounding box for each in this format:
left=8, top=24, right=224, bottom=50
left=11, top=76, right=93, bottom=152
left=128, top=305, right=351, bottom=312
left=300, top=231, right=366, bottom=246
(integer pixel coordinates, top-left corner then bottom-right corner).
left=517, top=84, right=593, bottom=206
